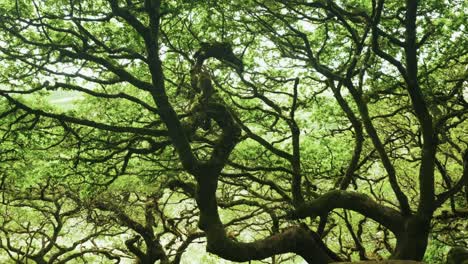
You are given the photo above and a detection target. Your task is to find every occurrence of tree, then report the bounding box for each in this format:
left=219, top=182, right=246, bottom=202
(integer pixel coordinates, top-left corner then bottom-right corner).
left=0, top=0, right=466, bottom=263
left=0, top=180, right=123, bottom=263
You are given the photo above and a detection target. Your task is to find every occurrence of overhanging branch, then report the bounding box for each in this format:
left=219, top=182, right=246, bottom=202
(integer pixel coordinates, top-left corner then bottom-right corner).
left=290, top=190, right=405, bottom=234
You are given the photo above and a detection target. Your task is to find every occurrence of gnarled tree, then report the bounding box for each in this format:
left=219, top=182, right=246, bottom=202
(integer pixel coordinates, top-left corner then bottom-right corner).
left=0, top=0, right=466, bottom=263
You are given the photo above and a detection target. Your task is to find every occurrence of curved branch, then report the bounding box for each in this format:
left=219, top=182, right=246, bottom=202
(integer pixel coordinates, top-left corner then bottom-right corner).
left=291, top=190, right=405, bottom=234
left=205, top=223, right=340, bottom=263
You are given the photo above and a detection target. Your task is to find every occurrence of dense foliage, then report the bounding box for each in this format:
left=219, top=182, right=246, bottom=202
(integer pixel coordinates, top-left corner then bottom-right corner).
left=0, top=0, right=467, bottom=263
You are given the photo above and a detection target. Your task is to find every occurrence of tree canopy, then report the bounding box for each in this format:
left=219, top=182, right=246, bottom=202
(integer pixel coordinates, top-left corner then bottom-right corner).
left=0, top=0, right=467, bottom=263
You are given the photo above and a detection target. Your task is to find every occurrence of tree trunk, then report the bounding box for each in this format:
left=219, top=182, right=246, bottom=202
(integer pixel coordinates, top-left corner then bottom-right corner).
left=392, top=216, right=430, bottom=260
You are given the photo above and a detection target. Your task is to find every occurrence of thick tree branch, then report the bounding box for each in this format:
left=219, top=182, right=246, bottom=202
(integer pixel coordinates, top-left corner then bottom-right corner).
left=291, top=190, right=405, bottom=234
left=142, top=0, right=198, bottom=173
left=404, top=0, right=437, bottom=218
